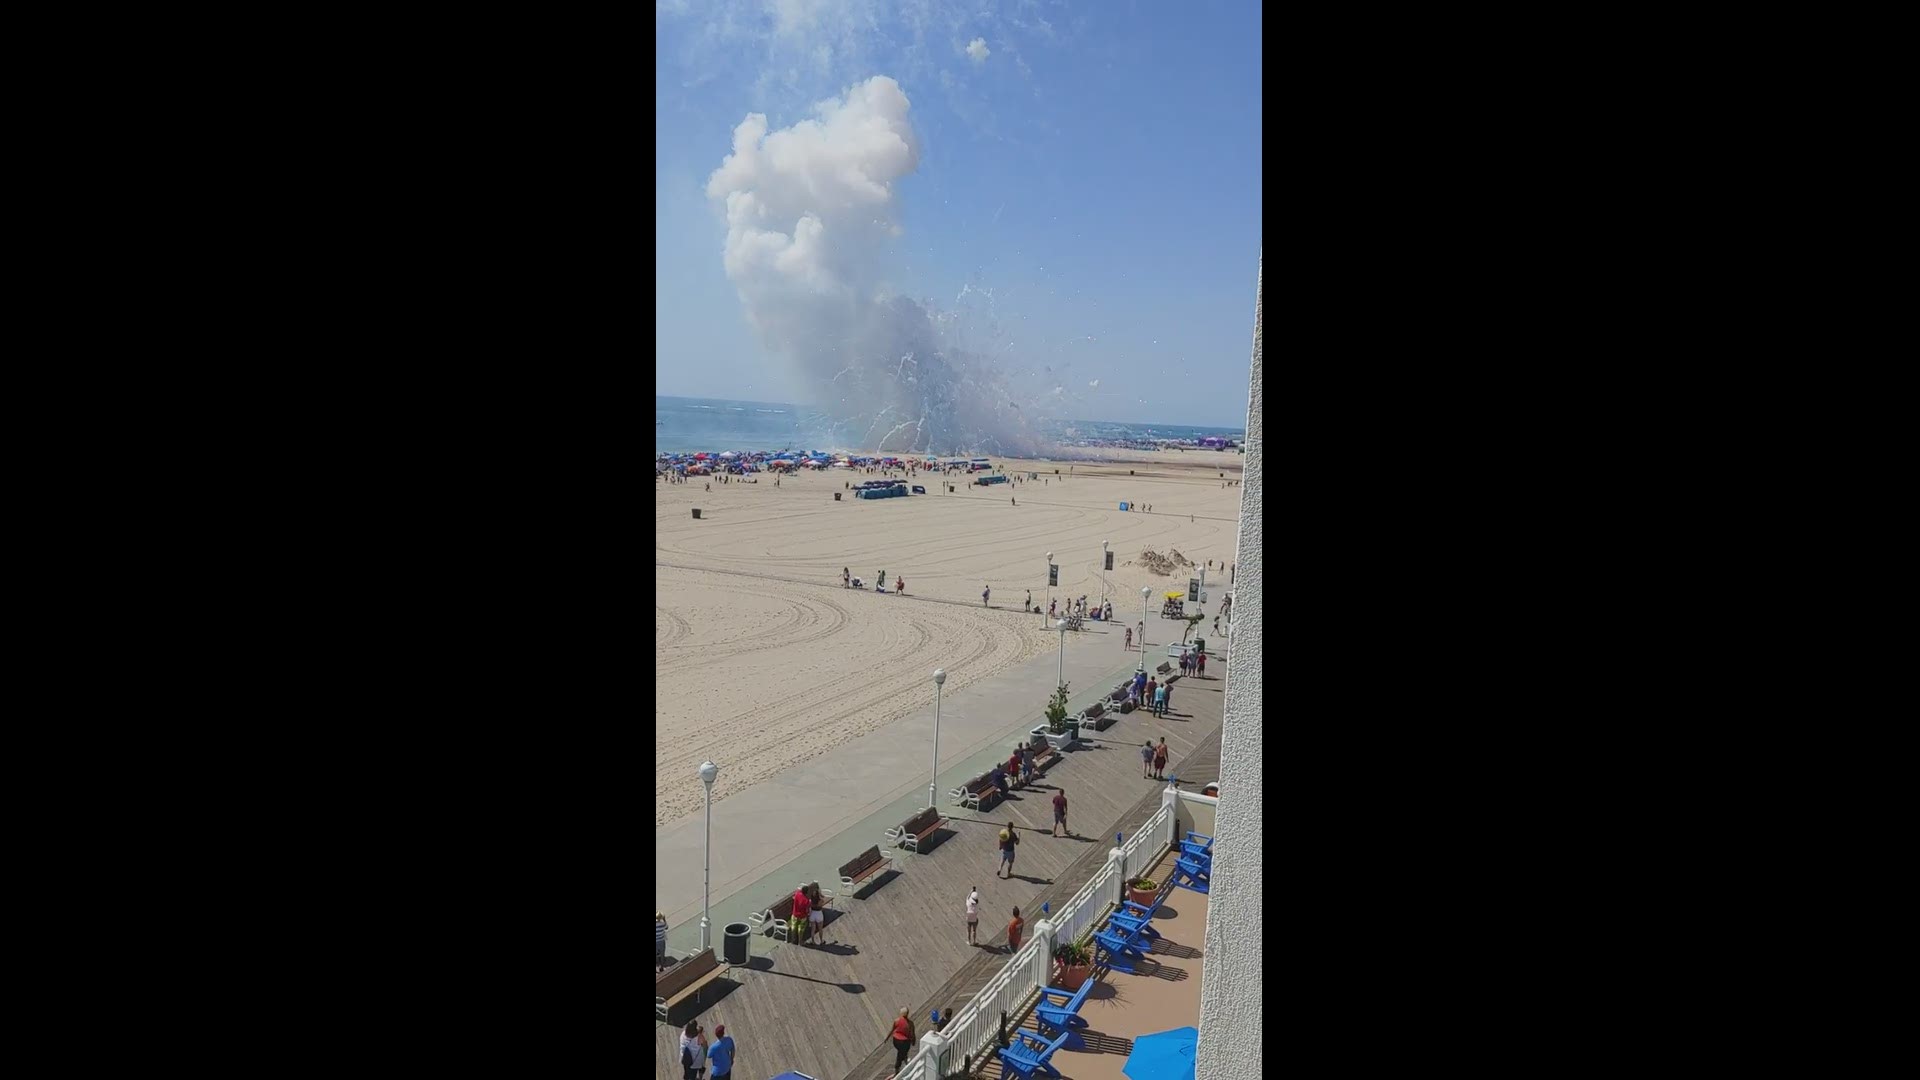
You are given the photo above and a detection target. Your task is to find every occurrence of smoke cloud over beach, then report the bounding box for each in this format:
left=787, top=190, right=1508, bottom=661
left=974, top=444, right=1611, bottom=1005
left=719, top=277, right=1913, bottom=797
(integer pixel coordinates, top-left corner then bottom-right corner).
left=706, top=76, right=1040, bottom=455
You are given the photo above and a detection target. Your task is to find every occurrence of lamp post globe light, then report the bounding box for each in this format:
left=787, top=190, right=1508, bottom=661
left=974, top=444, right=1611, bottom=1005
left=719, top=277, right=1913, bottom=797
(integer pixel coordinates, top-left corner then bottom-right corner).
left=698, top=760, right=719, bottom=950
left=1140, top=586, right=1152, bottom=673
left=928, top=669, right=947, bottom=811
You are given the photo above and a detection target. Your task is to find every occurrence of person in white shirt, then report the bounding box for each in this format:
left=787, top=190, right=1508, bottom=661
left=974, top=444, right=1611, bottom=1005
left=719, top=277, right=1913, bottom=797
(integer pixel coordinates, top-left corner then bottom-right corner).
left=966, top=887, right=980, bottom=945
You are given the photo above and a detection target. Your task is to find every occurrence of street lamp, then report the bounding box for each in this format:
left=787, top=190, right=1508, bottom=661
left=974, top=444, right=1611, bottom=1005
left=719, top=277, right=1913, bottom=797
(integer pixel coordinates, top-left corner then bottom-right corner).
left=1101, top=540, right=1110, bottom=606
left=1056, top=618, right=1069, bottom=688
left=1045, top=551, right=1054, bottom=623
left=698, top=759, right=718, bottom=950
left=1139, top=586, right=1151, bottom=673
left=928, top=669, right=946, bottom=810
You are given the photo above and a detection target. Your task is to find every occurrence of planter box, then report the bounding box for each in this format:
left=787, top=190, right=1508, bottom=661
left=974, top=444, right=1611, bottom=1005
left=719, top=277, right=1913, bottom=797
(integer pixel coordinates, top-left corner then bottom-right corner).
left=1129, top=883, right=1157, bottom=908
left=1044, top=729, right=1077, bottom=751
left=1051, top=961, right=1094, bottom=992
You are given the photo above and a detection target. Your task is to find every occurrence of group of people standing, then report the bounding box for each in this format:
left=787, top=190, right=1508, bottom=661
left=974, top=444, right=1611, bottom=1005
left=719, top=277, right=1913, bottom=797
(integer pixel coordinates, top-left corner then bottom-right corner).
left=1141, top=736, right=1170, bottom=779
left=679, top=1020, right=736, bottom=1080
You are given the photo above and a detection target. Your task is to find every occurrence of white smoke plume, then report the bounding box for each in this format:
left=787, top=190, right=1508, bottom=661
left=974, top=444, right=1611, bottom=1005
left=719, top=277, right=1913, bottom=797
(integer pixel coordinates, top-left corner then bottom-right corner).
left=706, top=75, right=1040, bottom=455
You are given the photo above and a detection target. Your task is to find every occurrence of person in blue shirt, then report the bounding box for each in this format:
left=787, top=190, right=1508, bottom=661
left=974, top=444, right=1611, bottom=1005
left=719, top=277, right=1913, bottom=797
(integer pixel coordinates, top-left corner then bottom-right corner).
left=707, top=1025, right=735, bottom=1080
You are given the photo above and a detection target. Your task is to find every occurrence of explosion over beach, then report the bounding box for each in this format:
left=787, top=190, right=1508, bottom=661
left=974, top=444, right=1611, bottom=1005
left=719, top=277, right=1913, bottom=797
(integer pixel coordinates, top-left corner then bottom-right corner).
left=706, top=76, right=1041, bottom=455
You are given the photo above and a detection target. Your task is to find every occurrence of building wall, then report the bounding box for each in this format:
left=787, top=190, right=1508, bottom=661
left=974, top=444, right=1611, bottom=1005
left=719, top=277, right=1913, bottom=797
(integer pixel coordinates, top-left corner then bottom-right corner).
left=1196, top=255, right=1262, bottom=1079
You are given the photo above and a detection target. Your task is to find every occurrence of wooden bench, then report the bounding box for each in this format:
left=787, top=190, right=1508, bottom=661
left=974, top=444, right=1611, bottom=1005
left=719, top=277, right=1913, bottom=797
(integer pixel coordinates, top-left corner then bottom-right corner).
left=1157, top=661, right=1173, bottom=675
left=956, top=772, right=1006, bottom=807
left=655, top=947, right=729, bottom=1022
left=838, top=845, right=896, bottom=897
left=747, top=890, right=797, bottom=939
left=886, top=806, right=947, bottom=853
left=1029, top=745, right=1061, bottom=776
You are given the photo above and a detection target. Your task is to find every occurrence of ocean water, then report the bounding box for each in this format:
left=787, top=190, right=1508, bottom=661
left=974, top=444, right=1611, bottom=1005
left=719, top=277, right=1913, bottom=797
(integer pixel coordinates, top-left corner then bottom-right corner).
left=656, top=395, right=1244, bottom=453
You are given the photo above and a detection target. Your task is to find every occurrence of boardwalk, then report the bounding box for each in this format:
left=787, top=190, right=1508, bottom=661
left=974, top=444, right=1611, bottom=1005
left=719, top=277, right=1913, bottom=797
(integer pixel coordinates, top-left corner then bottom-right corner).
left=654, top=669, right=1229, bottom=1080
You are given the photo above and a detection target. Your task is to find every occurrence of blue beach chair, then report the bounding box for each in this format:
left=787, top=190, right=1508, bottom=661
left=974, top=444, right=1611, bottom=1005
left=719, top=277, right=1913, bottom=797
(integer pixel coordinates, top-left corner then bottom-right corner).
left=1034, top=976, right=1096, bottom=1039
left=997, top=1027, right=1072, bottom=1080
left=1171, top=854, right=1211, bottom=894
left=1093, top=921, right=1154, bottom=973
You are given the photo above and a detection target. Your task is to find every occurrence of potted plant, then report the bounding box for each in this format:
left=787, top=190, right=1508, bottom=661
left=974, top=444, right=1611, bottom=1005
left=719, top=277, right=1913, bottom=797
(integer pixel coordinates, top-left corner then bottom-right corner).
left=1129, top=877, right=1158, bottom=908
left=1051, top=935, right=1096, bottom=992
left=1043, top=683, right=1078, bottom=749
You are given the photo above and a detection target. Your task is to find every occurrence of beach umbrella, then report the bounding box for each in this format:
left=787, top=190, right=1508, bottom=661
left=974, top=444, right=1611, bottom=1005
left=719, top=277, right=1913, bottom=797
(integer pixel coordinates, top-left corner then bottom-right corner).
left=719, top=451, right=736, bottom=458
left=767, top=1073, right=820, bottom=1080
left=1122, top=1026, right=1197, bottom=1080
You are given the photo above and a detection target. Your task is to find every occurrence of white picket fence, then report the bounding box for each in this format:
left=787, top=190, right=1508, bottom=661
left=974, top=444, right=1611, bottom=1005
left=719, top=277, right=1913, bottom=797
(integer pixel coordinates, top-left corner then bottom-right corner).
left=912, top=794, right=1178, bottom=1078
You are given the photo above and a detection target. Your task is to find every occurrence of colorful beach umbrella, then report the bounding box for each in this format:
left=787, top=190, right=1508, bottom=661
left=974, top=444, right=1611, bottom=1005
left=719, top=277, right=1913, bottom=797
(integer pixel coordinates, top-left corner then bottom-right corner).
left=1122, top=1026, right=1197, bottom=1080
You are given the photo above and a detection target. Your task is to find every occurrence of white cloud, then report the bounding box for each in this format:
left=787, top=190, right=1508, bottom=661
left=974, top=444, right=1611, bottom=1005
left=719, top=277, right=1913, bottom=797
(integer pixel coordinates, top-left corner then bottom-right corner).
left=965, top=37, right=990, bottom=63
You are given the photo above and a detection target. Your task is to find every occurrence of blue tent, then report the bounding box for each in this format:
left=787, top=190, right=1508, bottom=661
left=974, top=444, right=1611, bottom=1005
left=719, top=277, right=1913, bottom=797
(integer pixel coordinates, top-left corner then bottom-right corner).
left=768, top=1073, right=820, bottom=1080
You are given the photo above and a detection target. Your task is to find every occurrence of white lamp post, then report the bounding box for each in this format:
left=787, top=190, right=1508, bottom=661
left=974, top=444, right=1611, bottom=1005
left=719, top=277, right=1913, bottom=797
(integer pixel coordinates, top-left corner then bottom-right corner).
left=1139, top=586, right=1151, bottom=673
left=698, top=759, right=718, bottom=950
left=1057, top=618, right=1069, bottom=688
left=1102, top=540, right=1110, bottom=605
left=928, top=668, right=946, bottom=810
left=1045, top=551, right=1054, bottom=623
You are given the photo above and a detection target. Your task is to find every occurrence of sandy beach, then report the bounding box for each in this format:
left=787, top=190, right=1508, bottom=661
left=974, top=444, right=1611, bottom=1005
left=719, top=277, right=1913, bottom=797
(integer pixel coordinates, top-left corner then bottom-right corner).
left=654, top=448, right=1245, bottom=825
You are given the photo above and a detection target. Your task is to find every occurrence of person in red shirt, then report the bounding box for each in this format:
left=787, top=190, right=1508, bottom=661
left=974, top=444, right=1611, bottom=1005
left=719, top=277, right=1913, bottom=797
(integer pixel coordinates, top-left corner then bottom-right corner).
left=790, top=887, right=812, bottom=945
left=1005, top=750, right=1023, bottom=790
left=1007, top=906, right=1025, bottom=952
left=891, top=1009, right=916, bottom=1072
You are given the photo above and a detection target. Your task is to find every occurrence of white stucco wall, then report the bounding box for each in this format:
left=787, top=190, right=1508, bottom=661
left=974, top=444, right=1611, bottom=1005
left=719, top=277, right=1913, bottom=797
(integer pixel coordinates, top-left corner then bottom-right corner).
left=1196, top=255, right=1262, bottom=1079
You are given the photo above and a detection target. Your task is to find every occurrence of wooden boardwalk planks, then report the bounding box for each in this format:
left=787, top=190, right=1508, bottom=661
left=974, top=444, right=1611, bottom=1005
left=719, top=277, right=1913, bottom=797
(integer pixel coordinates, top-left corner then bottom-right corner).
left=655, top=671, right=1229, bottom=1080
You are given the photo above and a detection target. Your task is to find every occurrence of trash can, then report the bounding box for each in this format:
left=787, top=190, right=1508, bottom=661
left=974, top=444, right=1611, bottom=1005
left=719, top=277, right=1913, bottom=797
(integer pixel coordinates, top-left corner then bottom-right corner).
left=691, top=508, right=702, bottom=519
left=723, top=922, right=751, bottom=966
left=833, top=492, right=841, bottom=501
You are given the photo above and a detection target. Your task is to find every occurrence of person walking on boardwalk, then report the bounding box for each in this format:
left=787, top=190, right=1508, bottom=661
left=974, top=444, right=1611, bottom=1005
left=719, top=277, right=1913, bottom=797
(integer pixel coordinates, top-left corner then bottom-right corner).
left=1145, top=676, right=1157, bottom=713
left=789, top=885, right=812, bottom=945
left=1154, top=680, right=1168, bottom=718
left=997, top=821, right=1020, bottom=878
left=1198, top=651, right=1207, bottom=678
left=891, top=1009, right=916, bottom=1074
left=1007, top=906, right=1025, bottom=953
left=1020, top=743, right=1035, bottom=784
left=1163, top=680, right=1174, bottom=715
left=1052, top=787, right=1068, bottom=837
left=680, top=1021, right=707, bottom=1080
left=1141, top=740, right=1154, bottom=779
left=966, top=886, right=980, bottom=944
left=1154, top=737, right=1169, bottom=780
left=708, top=1025, right=735, bottom=1080
left=807, top=882, right=829, bottom=944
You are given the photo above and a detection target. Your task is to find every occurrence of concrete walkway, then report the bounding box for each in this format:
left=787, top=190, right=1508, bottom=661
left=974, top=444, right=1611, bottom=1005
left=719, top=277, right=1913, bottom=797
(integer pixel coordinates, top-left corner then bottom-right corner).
left=657, top=625, right=1183, bottom=954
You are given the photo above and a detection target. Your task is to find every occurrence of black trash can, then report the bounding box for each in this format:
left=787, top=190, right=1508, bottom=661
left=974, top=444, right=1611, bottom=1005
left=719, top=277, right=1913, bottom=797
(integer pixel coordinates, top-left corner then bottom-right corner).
left=723, top=922, right=751, bottom=966
left=833, top=492, right=841, bottom=501
left=692, top=508, right=702, bottom=519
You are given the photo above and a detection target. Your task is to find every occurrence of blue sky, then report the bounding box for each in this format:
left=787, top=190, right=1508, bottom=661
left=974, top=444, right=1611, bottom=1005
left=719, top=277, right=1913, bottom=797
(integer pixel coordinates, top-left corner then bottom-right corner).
left=656, top=0, right=1262, bottom=429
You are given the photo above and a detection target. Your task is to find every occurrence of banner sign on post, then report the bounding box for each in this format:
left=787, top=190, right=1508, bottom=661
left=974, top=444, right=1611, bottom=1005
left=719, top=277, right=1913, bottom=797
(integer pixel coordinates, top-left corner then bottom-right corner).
left=1048, top=564, right=1059, bottom=586
left=1105, top=552, right=1114, bottom=571
left=1188, top=578, right=1200, bottom=602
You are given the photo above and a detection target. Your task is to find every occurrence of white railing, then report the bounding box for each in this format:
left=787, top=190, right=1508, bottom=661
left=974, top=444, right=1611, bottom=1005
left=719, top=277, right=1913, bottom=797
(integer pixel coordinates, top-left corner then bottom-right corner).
left=929, top=937, right=1043, bottom=1075
left=910, top=797, right=1178, bottom=1078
